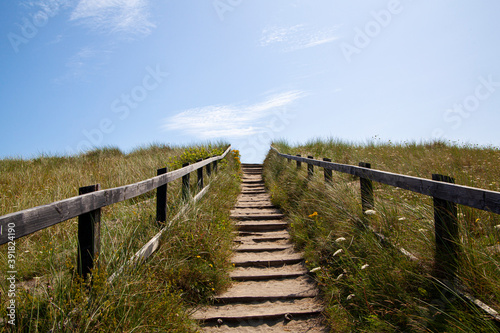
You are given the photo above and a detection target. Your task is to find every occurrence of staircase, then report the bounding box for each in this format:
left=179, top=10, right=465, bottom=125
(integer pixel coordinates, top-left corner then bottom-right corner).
left=192, top=164, right=326, bottom=332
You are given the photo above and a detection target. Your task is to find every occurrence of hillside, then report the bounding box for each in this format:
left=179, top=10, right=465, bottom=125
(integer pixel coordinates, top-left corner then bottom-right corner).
left=264, top=139, right=500, bottom=332
left=0, top=143, right=241, bottom=332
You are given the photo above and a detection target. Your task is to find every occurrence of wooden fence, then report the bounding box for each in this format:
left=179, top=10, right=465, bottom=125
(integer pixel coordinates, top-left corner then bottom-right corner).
left=270, top=146, right=500, bottom=281
left=0, top=146, right=231, bottom=278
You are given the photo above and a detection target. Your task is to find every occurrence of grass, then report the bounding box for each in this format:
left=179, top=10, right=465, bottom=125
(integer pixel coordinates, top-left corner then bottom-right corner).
left=264, top=138, right=500, bottom=332
left=0, top=143, right=242, bottom=332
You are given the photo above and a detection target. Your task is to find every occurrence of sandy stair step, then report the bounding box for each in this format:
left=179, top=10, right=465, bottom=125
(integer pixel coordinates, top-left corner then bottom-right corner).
left=232, top=252, right=304, bottom=268
left=214, top=276, right=318, bottom=303
left=234, top=239, right=291, bottom=248
left=230, top=264, right=307, bottom=281
left=241, top=183, right=265, bottom=187
left=236, top=194, right=270, bottom=201
left=233, top=204, right=276, bottom=209
left=235, top=220, right=288, bottom=232
left=240, top=188, right=266, bottom=193
left=230, top=207, right=282, bottom=215
left=231, top=214, right=285, bottom=221
left=240, top=191, right=268, bottom=195
left=241, top=178, right=263, bottom=183
left=192, top=298, right=323, bottom=323
left=234, top=230, right=290, bottom=242
left=241, top=179, right=263, bottom=183
left=234, top=243, right=293, bottom=252
left=200, top=316, right=327, bottom=332
left=235, top=200, right=273, bottom=206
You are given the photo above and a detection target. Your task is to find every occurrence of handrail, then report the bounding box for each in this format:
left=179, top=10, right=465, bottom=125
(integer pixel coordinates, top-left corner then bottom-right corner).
left=0, top=146, right=231, bottom=245
left=270, top=145, right=500, bottom=321
left=270, top=146, right=500, bottom=215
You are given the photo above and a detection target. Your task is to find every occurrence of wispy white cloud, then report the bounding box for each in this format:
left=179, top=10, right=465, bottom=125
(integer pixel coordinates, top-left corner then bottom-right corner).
left=54, top=46, right=111, bottom=83
left=21, top=0, right=70, bottom=16
left=260, top=24, right=340, bottom=51
left=162, top=91, right=305, bottom=139
left=70, top=0, right=155, bottom=36
left=47, top=34, right=64, bottom=45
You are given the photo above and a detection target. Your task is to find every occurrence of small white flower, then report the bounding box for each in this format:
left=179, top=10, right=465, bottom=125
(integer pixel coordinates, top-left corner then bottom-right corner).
left=418, top=228, right=427, bottom=233
left=333, top=249, right=343, bottom=257
left=398, top=217, right=406, bottom=221
left=346, top=293, right=355, bottom=301
left=336, top=273, right=344, bottom=280
left=361, top=264, right=369, bottom=270
left=364, top=210, right=376, bottom=216
left=309, top=267, right=321, bottom=273
left=24, top=250, right=30, bottom=253
left=335, top=237, right=346, bottom=243
left=494, top=225, right=500, bottom=230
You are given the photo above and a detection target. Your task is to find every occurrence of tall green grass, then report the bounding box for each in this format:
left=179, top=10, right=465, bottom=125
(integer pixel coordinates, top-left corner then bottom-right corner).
left=264, top=139, right=500, bottom=332
left=0, top=143, right=242, bottom=332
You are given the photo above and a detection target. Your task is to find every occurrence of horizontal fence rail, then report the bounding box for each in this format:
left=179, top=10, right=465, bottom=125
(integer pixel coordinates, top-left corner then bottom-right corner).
left=270, top=146, right=500, bottom=214
left=0, top=146, right=231, bottom=246
left=271, top=145, right=500, bottom=320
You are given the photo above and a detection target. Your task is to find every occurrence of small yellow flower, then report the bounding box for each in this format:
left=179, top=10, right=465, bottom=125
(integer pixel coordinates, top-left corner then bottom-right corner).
left=308, top=212, right=318, bottom=218
left=196, top=255, right=201, bottom=258
left=209, top=264, right=213, bottom=268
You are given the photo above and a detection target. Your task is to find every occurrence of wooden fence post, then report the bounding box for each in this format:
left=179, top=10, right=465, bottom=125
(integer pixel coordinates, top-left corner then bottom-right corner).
left=182, top=162, right=190, bottom=200
left=307, top=156, right=314, bottom=178
left=296, top=154, right=302, bottom=169
left=432, top=174, right=459, bottom=282
left=323, top=158, right=332, bottom=184
left=213, top=156, right=218, bottom=173
left=206, top=157, right=212, bottom=177
left=156, top=167, right=168, bottom=226
left=359, top=162, right=374, bottom=212
left=77, top=184, right=101, bottom=279
left=197, top=159, right=204, bottom=190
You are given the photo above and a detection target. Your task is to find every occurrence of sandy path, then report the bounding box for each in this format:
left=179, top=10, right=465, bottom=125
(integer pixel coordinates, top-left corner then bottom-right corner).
left=192, top=164, right=327, bottom=332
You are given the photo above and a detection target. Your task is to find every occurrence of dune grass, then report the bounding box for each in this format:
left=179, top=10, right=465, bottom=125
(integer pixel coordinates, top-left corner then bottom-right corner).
left=0, top=143, right=242, bottom=332
left=264, top=139, right=500, bottom=332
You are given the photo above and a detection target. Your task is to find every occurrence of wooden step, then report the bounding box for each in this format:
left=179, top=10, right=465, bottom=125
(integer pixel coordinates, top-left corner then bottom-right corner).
left=230, top=264, right=307, bottom=281
left=235, top=221, right=288, bottom=232
left=234, top=244, right=293, bottom=252
left=192, top=298, right=323, bottom=322
left=214, top=276, right=318, bottom=303
left=231, top=214, right=285, bottom=221
left=232, top=253, right=304, bottom=267
left=234, top=230, right=290, bottom=242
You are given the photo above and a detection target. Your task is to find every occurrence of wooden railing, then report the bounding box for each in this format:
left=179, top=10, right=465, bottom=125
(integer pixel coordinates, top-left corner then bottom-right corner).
left=0, top=146, right=231, bottom=277
left=270, top=146, right=500, bottom=279
left=271, top=146, right=500, bottom=320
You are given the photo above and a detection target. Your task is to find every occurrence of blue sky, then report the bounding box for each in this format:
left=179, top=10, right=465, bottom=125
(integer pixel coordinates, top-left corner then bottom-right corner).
left=1, top=1, right=500, bottom=162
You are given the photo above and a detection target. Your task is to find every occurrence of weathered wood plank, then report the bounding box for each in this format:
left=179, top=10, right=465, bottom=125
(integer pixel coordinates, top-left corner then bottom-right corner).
left=0, top=146, right=231, bottom=245
left=271, top=147, right=500, bottom=215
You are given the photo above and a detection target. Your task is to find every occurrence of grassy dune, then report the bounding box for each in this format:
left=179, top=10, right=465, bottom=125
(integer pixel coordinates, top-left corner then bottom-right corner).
left=0, top=143, right=242, bottom=332
left=264, top=139, right=500, bottom=332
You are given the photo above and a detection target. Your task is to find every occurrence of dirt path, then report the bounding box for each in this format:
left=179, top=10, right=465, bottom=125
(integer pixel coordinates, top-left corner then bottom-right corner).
left=192, top=164, right=326, bottom=332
